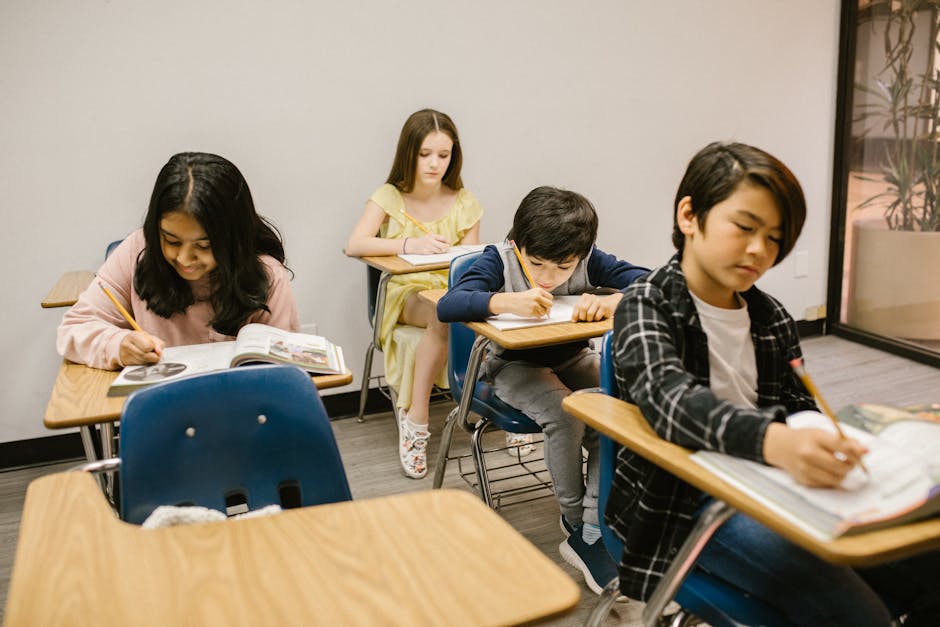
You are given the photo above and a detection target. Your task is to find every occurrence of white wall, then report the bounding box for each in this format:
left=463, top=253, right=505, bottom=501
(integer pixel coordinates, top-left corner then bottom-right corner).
left=0, top=0, right=841, bottom=444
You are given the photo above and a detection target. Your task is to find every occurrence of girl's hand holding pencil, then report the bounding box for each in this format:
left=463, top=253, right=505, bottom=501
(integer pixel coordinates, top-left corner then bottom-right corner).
left=398, top=208, right=450, bottom=254
left=119, top=332, right=166, bottom=366
left=99, top=281, right=165, bottom=365
left=402, top=233, right=451, bottom=255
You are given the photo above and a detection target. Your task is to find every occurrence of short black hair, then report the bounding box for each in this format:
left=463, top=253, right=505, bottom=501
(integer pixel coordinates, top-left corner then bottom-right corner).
left=672, top=142, right=806, bottom=265
left=507, top=186, right=598, bottom=262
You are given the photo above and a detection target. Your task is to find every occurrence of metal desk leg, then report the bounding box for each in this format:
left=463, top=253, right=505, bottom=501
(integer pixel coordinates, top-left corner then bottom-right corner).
left=99, top=421, right=117, bottom=503
left=431, top=335, right=489, bottom=492
left=641, top=500, right=735, bottom=627
left=358, top=271, right=391, bottom=423
left=79, top=425, right=107, bottom=492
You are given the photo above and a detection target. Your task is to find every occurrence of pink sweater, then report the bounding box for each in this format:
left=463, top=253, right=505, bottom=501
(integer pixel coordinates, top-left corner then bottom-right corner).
left=57, top=229, right=300, bottom=369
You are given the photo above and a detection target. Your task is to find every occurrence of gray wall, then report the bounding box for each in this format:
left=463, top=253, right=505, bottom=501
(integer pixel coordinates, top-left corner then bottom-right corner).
left=0, top=0, right=840, bottom=444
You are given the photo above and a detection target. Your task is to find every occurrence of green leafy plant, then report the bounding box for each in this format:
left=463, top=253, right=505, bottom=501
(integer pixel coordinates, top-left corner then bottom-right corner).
left=855, top=0, right=940, bottom=231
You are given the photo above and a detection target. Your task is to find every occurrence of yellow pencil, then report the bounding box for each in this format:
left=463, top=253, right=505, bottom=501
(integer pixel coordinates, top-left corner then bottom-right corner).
left=509, top=239, right=537, bottom=288
left=790, top=358, right=870, bottom=475
left=98, top=281, right=143, bottom=332
left=399, top=208, right=432, bottom=235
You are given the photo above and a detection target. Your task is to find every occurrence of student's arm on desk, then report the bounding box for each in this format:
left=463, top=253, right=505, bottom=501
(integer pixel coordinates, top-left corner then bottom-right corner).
left=346, top=200, right=449, bottom=256
left=56, top=241, right=142, bottom=371
left=612, top=282, right=781, bottom=461
left=436, top=245, right=505, bottom=321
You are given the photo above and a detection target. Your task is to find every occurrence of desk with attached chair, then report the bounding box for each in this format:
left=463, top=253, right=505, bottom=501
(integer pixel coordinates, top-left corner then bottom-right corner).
left=420, top=251, right=612, bottom=509
left=563, top=335, right=940, bottom=627
left=352, top=254, right=453, bottom=422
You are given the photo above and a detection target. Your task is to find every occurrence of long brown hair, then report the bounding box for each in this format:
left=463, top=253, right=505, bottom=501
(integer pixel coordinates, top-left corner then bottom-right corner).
left=385, top=109, right=463, bottom=193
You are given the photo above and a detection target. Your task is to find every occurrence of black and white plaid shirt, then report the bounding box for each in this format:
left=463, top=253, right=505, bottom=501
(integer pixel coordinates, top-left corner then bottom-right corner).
left=607, top=255, right=816, bottom=601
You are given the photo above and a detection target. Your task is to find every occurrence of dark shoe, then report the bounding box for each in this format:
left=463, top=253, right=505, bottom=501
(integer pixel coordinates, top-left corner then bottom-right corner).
left=559, top=515, right=576, bottom=538
left=559, top=526, right=618, bottom=595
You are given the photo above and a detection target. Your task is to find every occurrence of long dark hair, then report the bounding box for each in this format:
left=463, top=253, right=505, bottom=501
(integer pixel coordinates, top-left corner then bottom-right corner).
left=134, top=152, right=288, bottom=336
left=385, top=109, right=463, bottom=193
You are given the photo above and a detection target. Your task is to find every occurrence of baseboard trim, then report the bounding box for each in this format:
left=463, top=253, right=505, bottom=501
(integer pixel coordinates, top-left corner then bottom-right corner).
left=797, top=319, right=825, bottom=338
left=1, top=387, right=396, bottom=471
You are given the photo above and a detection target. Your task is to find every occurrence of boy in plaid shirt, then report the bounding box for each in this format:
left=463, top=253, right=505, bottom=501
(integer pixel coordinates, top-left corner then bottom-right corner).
left=609, top=142, right=940, bottom=625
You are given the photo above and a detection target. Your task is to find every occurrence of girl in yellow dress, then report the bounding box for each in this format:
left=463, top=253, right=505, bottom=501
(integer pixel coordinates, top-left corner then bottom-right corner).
left=346, top=109, right=483, bottom=478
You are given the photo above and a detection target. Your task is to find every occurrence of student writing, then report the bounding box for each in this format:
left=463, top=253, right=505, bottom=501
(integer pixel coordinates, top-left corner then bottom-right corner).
left=608, top=142, right=940, bottom=625
left=345, top=109, right=482, bottom=479
left=57, top=152, right=299, bottom=369
left=437, top=186, right=648, bottom=594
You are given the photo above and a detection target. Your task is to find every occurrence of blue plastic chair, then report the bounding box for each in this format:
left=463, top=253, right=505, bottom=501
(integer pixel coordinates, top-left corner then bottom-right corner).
left=593, top=330, right=789, bottom=627
left=431, top=251, right=550, bottom=508
left=105, top=239, right=123, bottom=259
left=85, top=365, right=351, bottom=524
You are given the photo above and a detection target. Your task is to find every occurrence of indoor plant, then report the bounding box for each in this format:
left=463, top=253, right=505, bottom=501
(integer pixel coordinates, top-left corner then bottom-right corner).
left=847, top=0, right=940, bottom=340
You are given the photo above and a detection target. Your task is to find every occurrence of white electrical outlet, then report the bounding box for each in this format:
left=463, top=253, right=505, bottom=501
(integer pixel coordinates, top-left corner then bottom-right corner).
left=794, top=250, right=809, bottom=278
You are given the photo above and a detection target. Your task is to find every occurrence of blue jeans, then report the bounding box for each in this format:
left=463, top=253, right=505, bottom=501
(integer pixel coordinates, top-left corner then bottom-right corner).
left=694, top=504, right=940, bottom=626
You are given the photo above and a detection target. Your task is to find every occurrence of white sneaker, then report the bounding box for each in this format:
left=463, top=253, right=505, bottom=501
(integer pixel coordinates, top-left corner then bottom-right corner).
left=505, top=432, right=535, bottom=457
left=397, top=409, right=429, bottom=479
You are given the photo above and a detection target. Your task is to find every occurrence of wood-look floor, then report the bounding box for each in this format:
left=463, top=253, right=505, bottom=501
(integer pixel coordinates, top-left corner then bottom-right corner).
left=2, top=336, right=939, bottom=625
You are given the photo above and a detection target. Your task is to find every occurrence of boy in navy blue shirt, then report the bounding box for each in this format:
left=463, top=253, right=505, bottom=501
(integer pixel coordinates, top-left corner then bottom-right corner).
left=437, top=186, right=647, bottom=594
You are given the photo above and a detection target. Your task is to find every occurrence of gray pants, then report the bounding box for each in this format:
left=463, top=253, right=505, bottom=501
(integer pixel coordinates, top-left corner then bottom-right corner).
left=485, top=348, right=600, bottom=527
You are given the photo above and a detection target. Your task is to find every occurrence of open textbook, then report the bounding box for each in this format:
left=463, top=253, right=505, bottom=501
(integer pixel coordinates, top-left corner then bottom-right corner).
left=691, top=404, right=940, bottom=540
left=108, top=323, right=346, bottom=396
left=398, top=243, right=488, bottom=266
left=486, top=295, right=583, bottom=331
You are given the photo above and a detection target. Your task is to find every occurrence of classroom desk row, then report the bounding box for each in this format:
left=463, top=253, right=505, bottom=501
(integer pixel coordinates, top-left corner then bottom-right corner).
left=31, top=253, right=940, bottom=625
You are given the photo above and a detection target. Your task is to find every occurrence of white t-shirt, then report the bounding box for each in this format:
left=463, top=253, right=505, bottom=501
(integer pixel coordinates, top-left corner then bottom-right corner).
left=690, top=292, right=758, bottom=409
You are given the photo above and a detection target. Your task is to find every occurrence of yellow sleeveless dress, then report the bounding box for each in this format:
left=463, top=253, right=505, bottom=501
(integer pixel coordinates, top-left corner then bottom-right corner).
left=370, top=183, right=484, bottom=410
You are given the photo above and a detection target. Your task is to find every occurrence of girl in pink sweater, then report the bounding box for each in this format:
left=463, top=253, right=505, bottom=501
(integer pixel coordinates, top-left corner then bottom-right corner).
left=57, top=152, right=299, bottom=370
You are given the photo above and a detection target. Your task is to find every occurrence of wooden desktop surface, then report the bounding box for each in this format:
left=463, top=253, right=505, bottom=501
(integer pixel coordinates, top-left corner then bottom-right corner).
left=359, top=254, right=451, bottom=275
left=562, top=392, right=940, bottom=566
left=41, top=270, right=95, bottom=308
left=4, top=473, right=580, bottom=627
left=420, top=288, right=611, bottom=350
left=44, top=360, right=354, bottom=430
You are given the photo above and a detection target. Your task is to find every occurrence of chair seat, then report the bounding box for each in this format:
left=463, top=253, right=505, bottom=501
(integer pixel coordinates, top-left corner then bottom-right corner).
left=451, top=369, right=541, bottom=434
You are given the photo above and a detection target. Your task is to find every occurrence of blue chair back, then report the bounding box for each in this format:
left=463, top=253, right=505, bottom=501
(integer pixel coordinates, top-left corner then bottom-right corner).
left=597, top=331, right=789, bottom=627
left=446, top=252, right=541, bottom=434
left=597, top=331, right=625, bottom=559
left=366, top=264, right=382, bottom=326
left=105, top=239, right=123, bottom=260
left=118, top=365, right=351, bottom=524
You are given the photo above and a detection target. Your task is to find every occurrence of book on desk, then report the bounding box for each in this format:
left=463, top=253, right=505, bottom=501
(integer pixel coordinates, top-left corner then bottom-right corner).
left=692, top=404, right=940, bottom=540
left=397, top=243, right=488, bottom=266
left=108, top=323, right=346, bottom=396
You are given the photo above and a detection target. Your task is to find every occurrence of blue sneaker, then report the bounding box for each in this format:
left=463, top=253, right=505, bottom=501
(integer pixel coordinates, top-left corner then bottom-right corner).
left=559, top=515, right=576, bottom=538
left=559, top=526, right=618, bottom=594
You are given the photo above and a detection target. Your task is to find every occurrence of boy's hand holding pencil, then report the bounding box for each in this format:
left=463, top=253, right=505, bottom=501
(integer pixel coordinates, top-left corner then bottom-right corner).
left=761, top=358, right=870, bottom=488
left=489, top=288, right=554, bottom=318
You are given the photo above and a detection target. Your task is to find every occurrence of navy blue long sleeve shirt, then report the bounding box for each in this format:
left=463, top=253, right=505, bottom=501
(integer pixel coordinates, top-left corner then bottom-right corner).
left=437, top=244, right=648, bottom=366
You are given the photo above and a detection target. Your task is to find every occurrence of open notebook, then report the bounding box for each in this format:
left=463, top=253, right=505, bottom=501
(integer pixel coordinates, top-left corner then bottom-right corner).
left=486, top=295, right=582, bottom=331
left=398, top=244, right=488, bottom=266
left=691, top=406, right=940, bottom=540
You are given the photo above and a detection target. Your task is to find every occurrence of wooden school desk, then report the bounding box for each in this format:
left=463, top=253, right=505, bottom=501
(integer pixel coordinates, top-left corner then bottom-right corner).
left=562, top=391, right=940, bottom=625
left=44, top=360, right=354, bottom=463
left=3, top=472, right=580, bottom=627
left=351, top=254, right=454, bottom=421
left=40, top=270, right=95, bottom=308
left=419, top=288, right=612, bottom=488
